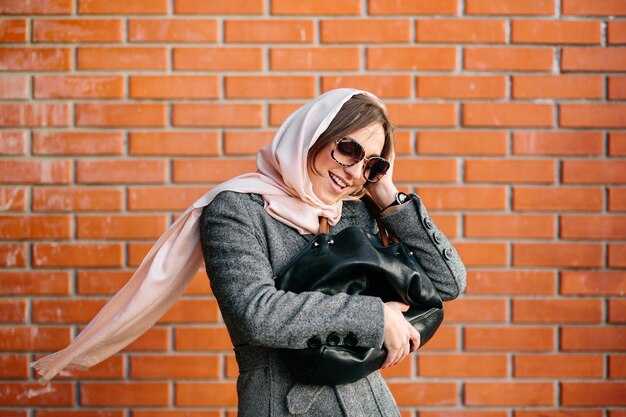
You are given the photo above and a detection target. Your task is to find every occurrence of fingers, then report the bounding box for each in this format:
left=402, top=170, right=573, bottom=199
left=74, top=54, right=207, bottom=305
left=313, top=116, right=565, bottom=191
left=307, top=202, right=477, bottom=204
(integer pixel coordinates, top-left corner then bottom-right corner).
left=382, top=302, right=420, bottom=368
left=385, top=301, right=410, bottom=312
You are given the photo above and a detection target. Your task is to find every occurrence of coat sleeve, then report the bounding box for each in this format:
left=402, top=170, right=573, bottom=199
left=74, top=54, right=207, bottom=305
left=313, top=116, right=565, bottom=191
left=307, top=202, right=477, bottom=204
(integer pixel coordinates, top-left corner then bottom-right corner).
left=380, top=193, right=467, bottom=301
left=199, top=191, right=385, bottom=350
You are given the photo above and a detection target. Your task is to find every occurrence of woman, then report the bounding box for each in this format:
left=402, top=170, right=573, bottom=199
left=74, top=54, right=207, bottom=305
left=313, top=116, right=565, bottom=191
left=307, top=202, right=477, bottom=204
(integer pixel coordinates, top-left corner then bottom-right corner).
left=31, top=89, right=465, bottom=417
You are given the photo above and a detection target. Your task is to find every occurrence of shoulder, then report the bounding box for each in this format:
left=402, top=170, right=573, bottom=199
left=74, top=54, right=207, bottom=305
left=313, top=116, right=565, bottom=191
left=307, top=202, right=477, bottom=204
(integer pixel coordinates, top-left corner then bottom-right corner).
left=201, top=191, right=265, bottom=223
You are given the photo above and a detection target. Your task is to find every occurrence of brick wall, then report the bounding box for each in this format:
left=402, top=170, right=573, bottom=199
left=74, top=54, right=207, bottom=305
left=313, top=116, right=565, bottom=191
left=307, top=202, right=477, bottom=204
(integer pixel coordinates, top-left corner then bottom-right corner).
left=1, top=0, right=625, bottom=415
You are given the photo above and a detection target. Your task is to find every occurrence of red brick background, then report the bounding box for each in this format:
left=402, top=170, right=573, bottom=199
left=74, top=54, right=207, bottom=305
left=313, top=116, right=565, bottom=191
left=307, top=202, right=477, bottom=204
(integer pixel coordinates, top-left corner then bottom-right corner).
left=1, top=0, right=626, bottom=415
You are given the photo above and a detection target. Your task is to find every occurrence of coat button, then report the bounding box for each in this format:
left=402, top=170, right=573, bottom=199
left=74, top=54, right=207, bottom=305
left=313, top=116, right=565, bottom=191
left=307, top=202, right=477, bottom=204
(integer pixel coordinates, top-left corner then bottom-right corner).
left=443, top=247, right=453, bottom=260
left=423, top=217, right=433, bottom=229
left=307, top=336, right=321, bottom=349
left=433, top=232, right=443, bottom=244
left=344, top=332, right=358, bottom=347
left=326, top=333, right=341, bottom=346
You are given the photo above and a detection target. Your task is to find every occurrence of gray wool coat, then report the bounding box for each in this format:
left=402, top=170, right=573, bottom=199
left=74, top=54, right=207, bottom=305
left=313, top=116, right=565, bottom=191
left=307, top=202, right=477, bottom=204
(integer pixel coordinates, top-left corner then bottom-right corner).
left=200, top=191, right=466, bottom=417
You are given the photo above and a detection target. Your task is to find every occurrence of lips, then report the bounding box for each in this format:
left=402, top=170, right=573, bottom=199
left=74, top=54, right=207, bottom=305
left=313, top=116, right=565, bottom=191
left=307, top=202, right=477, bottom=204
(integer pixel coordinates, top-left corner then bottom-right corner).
left=329, top=172, right=348, bottom=189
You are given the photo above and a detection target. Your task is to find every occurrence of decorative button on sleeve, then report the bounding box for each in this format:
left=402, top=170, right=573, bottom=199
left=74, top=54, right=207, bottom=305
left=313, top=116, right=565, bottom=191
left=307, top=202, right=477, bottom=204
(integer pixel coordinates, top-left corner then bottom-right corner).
left=307, top=336, right=321, bottom=349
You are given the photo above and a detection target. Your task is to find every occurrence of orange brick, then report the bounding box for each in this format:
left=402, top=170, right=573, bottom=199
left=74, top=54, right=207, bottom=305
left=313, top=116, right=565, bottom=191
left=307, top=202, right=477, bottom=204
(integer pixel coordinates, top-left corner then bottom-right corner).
left=444, top=298, right=507, bottom=323
left=78, top=0, right=168, bottom=14
left=609, top=244, right=626, bottom=268
left=512, top=20, right=601, bottom=44
left=513, top=75, right=602, bottom=99
left=129, top=75, right=219, bottom=99
left=34, top=75, right=123, bottom=99
left=562, top=0, right=626, bottom=16
left=561, top=215, right=626, bottom=240
left=127, top=186, right=208, bottom=210
left=416, top=19, right=505, bottom=43
left=0, top=382, right=73, bottom=406
left=76, top=160, right=167, bottom=184
left=0, top=47, right=70, bottom=71
left=0, top=271, right=70, bottom=295
left=0, top=160, right=71, bottom=184
left=0, top=103, right=70, bottom=127
left=515, top=354, right=603, bottom=378
left=416, top=186, right=506, bottom=210
left=269, top=102, right=304, bottom=126
left=225, top=20, right=313, bottom=43
left=388, top=382, right=457, bottom=406
left=563, top=160, right=626, bottom=184
left=417, top=75, right=505, bottom=99
left=422, top=412, right=508, bottom=417
left=270, top=47, right=359, bottom=71
left=561, top=271, right=626, bottom=296
left=513, top=131, right=603, bottom=155
left=465, top=159, right=555, bottom=183
left=321, top=19, right=411, bottom=43
left=0, top=299, right=26, bottom=322
left=130, top=355, right=220, bottom=379
left=123, top=327, right=170, bottom=351
left=129, top=131, right=219, bottom=156
left=33, top=19, right=122, bottom=42
left=54, top=355, right=124, bottom=380
left=226, top=75, right=315, bottom=99
left=80, top=382, right=168, bottom=406
left=173, top=103, right=263, bottom=127
left=32, top=299, right=106, bottom=323
left=176, top=382, right=237, bottom=407
left=367, top=47, right=456, bottom=70
left=610, top=355, right=626, bottom=378
left=466, top=382, right=554, bottom=406
left=387, top=103, right=457, bottom=127
left=513, top=243, right=603, bottom=267
left=0, top=327, right=70, bottom=351
left=417, top=131, right=507, bottom=155
left=128, top=19, right=218, bottom=42
left=465, top=327, right=554, bottom=351
left=0, top=19, right=26, bottom=42
left=33, top=187, right=123, bottom=211
left=175, top=0, right=263, bottom=14
left=224, top=131, right=275, bottom=155
left=0, top=131, right=27, bottom=154
left=513, top=186, right=603, bottom=211
left=160, top=299, right=219, bottom=323
left=466, top=0, right=555, bottom=15
left=562, top=382, right=626, bottom=406
left=0, top=215, right=70, bottom=239
left=609, top=187, right=626, bottom=211
left=77, top=215, right=167, bottom=239
left=173, top=159, right=257, bottom=183
left=609, top=76, right=626, bottom=99
left=562, top=47, right=626, bottom=71
left=33, top=243, right=123, bottom=267
left=133, top=412, right=218, bottom=417
left=454, top=242, right=508, bottom=266
left=422, top=325, right=458, bottom=351
left=513, top=299, right=602, bottom=323
left=0, top=243, right=26, bottom=267
left=76, top=103, right=167, bottom=127
left=463, top=103, right=553, bottom=127
left=78, top=47, right=167, bottom=70
left=466, top=270, right=556, bottom=295
left=0, top=186, right=26, bottom=211
left=0, top=0, right=73, bottom=14
left=175, top=327, right=233, bottom=351
left=609, top=299, right=626, bottom=323
left=0, top=354, right=28, bottom=378
left=608, top=21, right=626, bottom=44
left=393, top=158, right=457, bottom=182
left=33, top=131, right=124, bottom=155
left=609, top=132, right=626, bottom=156
left=419, top=353, right=507, bottom=377
left=128, top=242, right=153, bottom=267
left=561, top=104, right=626, bottom=128
left=465, top=47, right=554, bottom=71
left=321, top=75, right=411, bottom=98
left=174, top=47, right=263, bottom=71
left=369, top=0, right=457, bottom=14
left=0, top=76, right=29, bottom=99
left=77, top=270, right=132, bottom=294
left=465, top=214, right=554, bottom=239
left=272, top=0, right=360, bottom=14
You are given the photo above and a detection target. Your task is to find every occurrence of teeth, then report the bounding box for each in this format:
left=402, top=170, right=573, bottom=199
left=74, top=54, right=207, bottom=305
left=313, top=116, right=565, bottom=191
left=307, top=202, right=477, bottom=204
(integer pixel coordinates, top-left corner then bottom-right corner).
left=330, top=173, right=347, bottom=188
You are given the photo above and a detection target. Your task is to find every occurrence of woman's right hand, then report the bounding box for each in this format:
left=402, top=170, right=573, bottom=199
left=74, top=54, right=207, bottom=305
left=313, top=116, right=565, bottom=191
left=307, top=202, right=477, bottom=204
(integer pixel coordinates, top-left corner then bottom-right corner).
left=382, top=301, right=421, bottom=368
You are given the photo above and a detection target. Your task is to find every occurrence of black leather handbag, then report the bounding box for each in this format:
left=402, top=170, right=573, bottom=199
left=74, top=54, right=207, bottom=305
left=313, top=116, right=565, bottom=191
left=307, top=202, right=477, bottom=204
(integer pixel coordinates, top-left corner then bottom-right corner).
left=274, top=196, right=444, bottom=386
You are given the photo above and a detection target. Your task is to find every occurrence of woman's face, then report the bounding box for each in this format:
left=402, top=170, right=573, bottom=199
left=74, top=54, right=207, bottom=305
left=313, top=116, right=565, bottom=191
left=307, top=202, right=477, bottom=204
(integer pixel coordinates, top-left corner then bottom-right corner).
left=308, top=123, right=386, bottom=205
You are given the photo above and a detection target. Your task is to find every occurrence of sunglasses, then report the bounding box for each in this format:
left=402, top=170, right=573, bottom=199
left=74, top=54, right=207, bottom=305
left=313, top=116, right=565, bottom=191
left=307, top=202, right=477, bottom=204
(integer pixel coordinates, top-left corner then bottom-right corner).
left=331, top=137, right=390, bottom=183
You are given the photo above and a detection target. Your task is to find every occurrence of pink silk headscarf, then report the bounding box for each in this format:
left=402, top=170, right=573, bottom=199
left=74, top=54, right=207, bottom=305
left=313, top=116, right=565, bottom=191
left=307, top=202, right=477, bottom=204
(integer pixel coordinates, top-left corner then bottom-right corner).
left=31, top=88, right=387, bottom=383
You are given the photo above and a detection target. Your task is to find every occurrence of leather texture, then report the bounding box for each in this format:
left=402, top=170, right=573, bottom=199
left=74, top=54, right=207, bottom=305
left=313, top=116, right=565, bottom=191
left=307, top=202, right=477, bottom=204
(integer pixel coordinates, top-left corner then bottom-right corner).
left=275, top=225, right=444, bottom=386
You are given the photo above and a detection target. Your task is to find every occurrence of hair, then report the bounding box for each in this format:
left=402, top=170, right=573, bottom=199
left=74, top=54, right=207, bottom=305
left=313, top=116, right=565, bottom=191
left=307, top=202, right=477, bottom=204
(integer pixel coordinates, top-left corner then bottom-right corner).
left=307, top=93, right=395, bottom=193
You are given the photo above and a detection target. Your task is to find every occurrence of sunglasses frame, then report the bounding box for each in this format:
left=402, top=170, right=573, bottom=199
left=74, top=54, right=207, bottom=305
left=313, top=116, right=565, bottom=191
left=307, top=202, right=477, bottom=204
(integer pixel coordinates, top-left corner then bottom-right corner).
left=330, top=137, right=390, bottom=183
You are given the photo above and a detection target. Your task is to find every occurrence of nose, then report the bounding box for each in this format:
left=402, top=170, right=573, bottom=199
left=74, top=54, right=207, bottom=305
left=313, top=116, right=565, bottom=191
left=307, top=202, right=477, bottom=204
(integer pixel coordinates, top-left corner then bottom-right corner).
left=343, top=160, right=366, bottom=183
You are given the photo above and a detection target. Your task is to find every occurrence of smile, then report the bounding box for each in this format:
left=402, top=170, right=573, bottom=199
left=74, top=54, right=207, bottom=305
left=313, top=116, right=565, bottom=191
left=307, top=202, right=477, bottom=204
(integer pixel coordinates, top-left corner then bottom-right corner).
left=329, top=172, right=348, bottom=189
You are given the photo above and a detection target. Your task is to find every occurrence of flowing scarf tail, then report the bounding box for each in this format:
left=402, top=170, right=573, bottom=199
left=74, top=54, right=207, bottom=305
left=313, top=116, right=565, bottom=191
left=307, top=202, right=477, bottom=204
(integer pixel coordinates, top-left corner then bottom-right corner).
left=30, top=207, right=204, bottom=384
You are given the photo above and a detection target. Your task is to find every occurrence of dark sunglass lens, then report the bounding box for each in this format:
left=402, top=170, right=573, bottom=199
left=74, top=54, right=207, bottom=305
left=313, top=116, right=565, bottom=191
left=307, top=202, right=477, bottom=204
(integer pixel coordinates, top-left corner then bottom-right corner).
left=365, top=158, right=390, bottom=182
left=336, top=138, right=364, bottom=164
